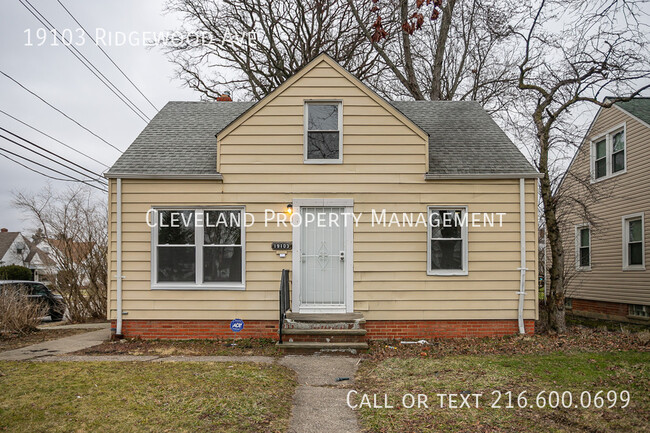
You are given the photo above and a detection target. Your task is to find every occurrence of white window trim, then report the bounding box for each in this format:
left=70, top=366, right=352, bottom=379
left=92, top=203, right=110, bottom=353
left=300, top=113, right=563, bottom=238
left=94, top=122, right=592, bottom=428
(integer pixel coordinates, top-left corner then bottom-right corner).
left=628, top=304, right=649, bottom=319
left=575, top=224, right=591, bottom=271
left=150, top=207, right=246, bottom=290
left=622, top=212, right=645, bottom=271
left=303, top=100, right=343, bottom=164
left=427, top=206, right=469, bottom=276
left=590, top=122, right=627, bottom=183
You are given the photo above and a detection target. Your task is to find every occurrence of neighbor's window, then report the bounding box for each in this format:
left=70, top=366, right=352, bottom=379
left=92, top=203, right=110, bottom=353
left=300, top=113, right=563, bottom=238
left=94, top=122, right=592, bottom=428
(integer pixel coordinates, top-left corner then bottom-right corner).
left=576, top=226, right=591, bottom=270
left=591, top=126, right=625, bottom=181
left=153, top=208, right=245, bottom=289
left=623, top=213, right=644, bottom=270
left=629, top=304, right=649, bottom=318
left=304, top=101, right=342, bottom=163
left=427, top=207, right=468, bottom=276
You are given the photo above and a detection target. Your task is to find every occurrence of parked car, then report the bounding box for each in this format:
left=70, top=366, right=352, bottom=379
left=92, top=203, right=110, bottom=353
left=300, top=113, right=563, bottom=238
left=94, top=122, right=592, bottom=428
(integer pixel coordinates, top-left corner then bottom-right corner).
left=0, top=280, right=66, bottom=321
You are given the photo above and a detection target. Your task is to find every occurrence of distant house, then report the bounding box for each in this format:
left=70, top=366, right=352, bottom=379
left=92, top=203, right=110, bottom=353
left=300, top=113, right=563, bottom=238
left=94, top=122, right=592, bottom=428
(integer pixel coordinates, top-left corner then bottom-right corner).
left=557, top=98, right=650, bottom=323
left=105, top=54, right=541, bottom=344
left=0, top=228, right=29, bottom=268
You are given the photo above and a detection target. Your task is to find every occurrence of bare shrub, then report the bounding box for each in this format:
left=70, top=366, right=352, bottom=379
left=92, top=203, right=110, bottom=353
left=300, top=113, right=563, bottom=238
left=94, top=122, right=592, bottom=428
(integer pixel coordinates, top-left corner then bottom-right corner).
left=0, top=285, right=47, bottom=336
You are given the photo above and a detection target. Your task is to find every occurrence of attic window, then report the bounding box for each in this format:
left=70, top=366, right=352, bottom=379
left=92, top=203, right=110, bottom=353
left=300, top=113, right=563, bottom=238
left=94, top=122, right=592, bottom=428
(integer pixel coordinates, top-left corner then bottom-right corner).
left=304, top=101, right=342, bottom=163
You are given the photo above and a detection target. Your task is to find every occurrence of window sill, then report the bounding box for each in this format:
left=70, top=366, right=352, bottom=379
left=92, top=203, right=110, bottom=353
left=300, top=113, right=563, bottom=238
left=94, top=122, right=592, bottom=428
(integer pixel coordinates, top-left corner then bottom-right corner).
left=303, top=159, right=343, bottom=164
left=591, top=169, right=626, bottom=184
left=622, top=265, right=646, bottom=271
left=151, top=284, right=245, bottom=291
left=576, top=266, right=591, bottom=272
left=427, top=270, right=468, bottom=276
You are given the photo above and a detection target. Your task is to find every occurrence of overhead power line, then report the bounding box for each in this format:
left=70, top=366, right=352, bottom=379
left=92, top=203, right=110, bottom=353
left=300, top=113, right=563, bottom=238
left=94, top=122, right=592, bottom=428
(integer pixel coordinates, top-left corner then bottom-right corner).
left=56, top=0, right=159, bottom=112
left=0, top=149, right=90, bottom=185
left=0, top=146, right=108, bottom=192
left=0, top=109, right=110, bottom=169
left=19, top=0, right=152, bottom=123
left=0, top=127, right=107, bottom=184
left=0, top=70, right=123, bottom=153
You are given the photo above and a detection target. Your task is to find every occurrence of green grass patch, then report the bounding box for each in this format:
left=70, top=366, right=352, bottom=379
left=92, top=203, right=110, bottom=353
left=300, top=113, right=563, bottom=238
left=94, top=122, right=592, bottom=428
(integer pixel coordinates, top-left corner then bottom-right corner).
left=355, top=351, right=649, bottom=432
left=0, top=361, right=296, bottom=433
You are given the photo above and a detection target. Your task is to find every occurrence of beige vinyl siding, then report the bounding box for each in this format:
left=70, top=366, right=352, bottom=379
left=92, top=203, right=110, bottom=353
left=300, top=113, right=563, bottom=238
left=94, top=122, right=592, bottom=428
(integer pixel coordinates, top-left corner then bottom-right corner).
left=107, top=58, right=538, bottom=321
left=560, top=106, right=650, bottom=305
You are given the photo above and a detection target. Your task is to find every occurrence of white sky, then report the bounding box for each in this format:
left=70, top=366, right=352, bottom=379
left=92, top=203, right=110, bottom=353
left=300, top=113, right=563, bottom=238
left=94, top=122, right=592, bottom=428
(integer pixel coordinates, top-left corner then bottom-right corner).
left=0, top=0, right=198, bottom=234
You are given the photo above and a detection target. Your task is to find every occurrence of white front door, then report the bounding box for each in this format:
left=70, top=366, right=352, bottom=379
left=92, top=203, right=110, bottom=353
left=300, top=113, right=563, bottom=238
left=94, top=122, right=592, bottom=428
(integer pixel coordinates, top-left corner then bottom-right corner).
left=292, top=200, right=353, bottom=313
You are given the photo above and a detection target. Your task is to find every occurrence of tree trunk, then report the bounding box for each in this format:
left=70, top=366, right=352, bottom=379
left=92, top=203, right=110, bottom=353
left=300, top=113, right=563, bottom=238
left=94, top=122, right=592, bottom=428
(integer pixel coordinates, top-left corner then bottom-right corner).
left=430, top=0, right=456, bottom=100
left=537, top=121, right=567, bottom=333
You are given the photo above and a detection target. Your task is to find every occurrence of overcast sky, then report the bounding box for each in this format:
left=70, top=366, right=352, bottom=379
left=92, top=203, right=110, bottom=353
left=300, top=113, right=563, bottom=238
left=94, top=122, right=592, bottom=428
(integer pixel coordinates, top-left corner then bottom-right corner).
left=0, top=0, right=198, bottom=234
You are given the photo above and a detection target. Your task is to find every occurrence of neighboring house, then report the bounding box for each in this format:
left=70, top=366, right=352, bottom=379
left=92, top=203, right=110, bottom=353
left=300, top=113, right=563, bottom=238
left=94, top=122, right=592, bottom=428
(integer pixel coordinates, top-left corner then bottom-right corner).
left=0, top=228, right=29, bottom=268
left=557, top=98, right=650, bottom=323
left=105, top=54, right=541, bottom=344
left=25, top=245, right=57, bottom=283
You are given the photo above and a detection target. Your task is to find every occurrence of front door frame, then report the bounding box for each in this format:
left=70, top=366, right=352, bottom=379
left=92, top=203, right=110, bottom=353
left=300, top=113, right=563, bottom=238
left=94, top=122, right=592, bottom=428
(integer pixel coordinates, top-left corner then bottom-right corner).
left=292, top=198, right=354, bottom=313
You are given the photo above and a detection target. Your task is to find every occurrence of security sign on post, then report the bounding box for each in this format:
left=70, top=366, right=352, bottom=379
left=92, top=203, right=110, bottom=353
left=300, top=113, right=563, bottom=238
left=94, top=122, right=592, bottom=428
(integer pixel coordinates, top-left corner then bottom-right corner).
left=230, top=318, right=244, bottom=333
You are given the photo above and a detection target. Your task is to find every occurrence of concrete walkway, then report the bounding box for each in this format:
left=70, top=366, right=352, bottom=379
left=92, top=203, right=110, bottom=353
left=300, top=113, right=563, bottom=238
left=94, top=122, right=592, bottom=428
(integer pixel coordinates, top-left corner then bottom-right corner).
left=0, top=330, right=361, bottom=432
left=0, top=328, right=110, bottom=361
left=38, top=322, right=110, bottom=330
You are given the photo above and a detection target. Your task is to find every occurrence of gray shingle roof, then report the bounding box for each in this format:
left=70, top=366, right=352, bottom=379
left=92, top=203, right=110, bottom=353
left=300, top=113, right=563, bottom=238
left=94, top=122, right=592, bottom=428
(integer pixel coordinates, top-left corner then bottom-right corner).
left=615, top=98, right=650, bottom=126
left=107, top=100, right=537, bottom=177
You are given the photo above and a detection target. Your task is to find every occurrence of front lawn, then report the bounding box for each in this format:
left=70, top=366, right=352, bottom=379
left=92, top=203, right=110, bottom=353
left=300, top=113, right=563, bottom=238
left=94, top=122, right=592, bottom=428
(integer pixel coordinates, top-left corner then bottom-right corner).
left=354, top=351, right=649, bottom=432
left=0, top=361, right=296, bottom=433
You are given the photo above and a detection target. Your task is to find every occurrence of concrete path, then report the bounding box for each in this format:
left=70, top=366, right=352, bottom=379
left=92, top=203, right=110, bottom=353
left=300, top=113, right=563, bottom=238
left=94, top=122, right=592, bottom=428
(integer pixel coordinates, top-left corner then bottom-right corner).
left=0, top=328, right=110, bottom=361
left=280, top=355, right=360, bottom=433
left=38, top=322, right=110, bottom=330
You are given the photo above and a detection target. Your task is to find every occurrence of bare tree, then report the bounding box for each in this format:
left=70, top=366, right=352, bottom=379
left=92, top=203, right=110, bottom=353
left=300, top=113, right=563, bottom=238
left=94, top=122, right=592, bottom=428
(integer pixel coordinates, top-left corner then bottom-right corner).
left=513, top=0, right=650, bottom=332
left=163, top=0, right=384, bottom=100
left=13, top=185, right=107, bottom=322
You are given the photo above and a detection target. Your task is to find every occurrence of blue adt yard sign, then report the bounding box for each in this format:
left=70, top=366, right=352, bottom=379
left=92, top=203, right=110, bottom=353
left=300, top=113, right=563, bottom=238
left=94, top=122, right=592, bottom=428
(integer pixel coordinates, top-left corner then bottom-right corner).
left=230, top=318, right=244, bottom=333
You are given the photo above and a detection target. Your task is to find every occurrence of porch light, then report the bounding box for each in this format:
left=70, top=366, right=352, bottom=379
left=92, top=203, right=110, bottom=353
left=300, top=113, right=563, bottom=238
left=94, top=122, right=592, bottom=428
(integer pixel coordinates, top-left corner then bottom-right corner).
left=286, top=203, right=293, bottom=215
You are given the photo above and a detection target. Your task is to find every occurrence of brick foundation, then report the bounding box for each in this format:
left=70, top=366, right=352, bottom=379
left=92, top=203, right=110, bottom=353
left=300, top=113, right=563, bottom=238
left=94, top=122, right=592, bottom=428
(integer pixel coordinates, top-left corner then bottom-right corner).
left=111, top=319, right=534, bottom=339
left=364, top=319, right=534, bottom=339
left=570, top=298, right=629, bottom=320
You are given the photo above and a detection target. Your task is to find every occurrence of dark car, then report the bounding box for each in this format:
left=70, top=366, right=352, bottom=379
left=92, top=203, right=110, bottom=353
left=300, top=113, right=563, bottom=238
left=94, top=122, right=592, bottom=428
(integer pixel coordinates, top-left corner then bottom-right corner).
left=0, top=280, right=66, bottom=321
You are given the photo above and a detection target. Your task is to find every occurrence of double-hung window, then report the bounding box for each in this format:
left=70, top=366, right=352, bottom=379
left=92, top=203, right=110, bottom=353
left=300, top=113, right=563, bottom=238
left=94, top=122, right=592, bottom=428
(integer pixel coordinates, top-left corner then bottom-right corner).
left=152, top=208, right=245, bottom=289
left=622, top=213, right=644, bottom=270
left=591, top=125, right=626, bottom=181
left=304, top=101, right=342, bottom=163
left=575, top=225, right=591, bottom=270
left=427, top=207, right=468, bottom=276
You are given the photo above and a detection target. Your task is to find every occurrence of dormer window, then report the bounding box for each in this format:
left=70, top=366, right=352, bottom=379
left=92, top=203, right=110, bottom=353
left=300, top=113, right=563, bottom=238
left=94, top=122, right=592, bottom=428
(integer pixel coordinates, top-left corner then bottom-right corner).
left=304, top=101, right=342, bottom=163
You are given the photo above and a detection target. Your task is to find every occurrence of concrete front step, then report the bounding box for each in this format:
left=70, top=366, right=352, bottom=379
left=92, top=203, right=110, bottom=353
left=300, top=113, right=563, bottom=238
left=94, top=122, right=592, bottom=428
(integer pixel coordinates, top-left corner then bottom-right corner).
left=276, top=341, right=368, bottom=352
left=285, top=312, right=365, bottom=323
left=282, top=328, right=367, bottom=336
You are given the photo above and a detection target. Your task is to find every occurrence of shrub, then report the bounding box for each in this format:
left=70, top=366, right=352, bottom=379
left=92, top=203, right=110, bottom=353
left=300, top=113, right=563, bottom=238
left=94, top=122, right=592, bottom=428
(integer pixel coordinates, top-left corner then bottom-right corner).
left=0, top=285, right=46, bottom=335
left=0, top=265, right=33, bottom=281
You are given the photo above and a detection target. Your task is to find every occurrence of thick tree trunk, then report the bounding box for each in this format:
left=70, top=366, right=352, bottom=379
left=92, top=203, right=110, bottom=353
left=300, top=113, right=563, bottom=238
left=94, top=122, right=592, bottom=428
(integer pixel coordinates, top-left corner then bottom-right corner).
left=430, top=0, right=456, bottom=100
left=537, top=121, right=567, bottom=333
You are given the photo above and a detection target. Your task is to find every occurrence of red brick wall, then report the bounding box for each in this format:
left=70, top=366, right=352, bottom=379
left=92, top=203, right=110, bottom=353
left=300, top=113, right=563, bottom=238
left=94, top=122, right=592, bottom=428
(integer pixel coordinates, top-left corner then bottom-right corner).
left=111, top=320, right=278, bottom=339
left=111, top=319, right=535, bottom=339
left=570, top=298, right=628, bottom=318
left=364, top=319, right=534, bottom=339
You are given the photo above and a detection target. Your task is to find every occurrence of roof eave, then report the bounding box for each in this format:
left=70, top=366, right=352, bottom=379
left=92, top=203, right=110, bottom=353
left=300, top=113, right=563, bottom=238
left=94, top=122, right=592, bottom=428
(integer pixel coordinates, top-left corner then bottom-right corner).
left=104, top=173, right=223, bottom=180
left=425, top=172, right=543, bottom=180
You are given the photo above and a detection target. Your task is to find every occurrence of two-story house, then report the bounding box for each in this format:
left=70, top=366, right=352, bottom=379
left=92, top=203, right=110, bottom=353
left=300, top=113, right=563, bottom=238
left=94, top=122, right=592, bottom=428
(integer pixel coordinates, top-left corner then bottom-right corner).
left=105, top=54, right=541, bottom=348
left=558, top=98, right=650, bottom=323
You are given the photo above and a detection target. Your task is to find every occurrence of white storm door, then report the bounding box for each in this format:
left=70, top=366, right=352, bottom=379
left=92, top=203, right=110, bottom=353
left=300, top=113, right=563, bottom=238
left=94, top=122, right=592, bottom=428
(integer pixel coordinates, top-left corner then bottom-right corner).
left=299, top=206, right=347, bottom=312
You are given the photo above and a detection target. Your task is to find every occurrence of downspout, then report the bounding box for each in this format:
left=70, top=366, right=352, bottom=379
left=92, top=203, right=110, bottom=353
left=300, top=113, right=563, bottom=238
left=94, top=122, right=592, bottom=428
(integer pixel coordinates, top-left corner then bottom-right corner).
left=517, top=178, right=528, bottom=334
left=116, top=178, right=123, bottom=337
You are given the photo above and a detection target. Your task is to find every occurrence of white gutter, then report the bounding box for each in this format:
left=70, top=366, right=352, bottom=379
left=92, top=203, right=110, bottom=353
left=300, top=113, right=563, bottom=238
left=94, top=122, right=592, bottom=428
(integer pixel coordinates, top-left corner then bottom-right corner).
left=517, top=178, right=528, bottom=334
left=116, top=178, right=123, bottom=336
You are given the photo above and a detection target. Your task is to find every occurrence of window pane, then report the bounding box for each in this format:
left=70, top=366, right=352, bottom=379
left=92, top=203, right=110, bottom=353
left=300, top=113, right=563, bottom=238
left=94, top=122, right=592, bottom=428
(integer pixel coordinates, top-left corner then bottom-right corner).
left=158, top=210, right=195, bottom=245
left=629, top=219, right=642, bottom=242
left=308, top=132, right=339, bottom=159
left=430, top=239, right=462, bottom=270
left=430, top=210, right=462, bottom=238
left=612, top=150, right=625, bottom=173
left=204, top=210, right=242, bottom=245
left=204, top=246, right=242, bottom=282
left=629, top=243, right=643, bottom=266
left=580, top=228, right=589, bottom=247
left=157, top=246, right=195, bottom=282
left=613, top=131, right=624, bottom=152
left=595, top=159, right=607, bottom=179
left=595, top=140, right=606, bottom=159
left=579, top=247, right=590, bottom=267
left=308, top=104, right=338, bottom=130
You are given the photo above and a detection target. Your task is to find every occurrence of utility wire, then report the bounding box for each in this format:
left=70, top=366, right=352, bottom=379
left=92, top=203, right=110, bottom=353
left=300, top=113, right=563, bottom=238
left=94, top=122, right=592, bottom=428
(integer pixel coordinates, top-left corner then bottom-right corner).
left=0, top=128, right=107, bottom=183
left=0, top=149, right=89, bottom=185
left=0, top=147, right=108, bottom=192
left=0, top=109, right=110, bottom=169
left=56, top=0, right=159, bottom=112
left=19, top=0, right=151, bottom=123
left=0, top=70, right=123, bottom=153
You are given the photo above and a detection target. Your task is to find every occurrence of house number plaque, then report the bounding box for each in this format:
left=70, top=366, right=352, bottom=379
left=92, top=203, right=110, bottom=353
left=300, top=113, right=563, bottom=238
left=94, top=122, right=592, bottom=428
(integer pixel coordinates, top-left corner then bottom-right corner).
left=271, top=242, right=292, bottom=250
